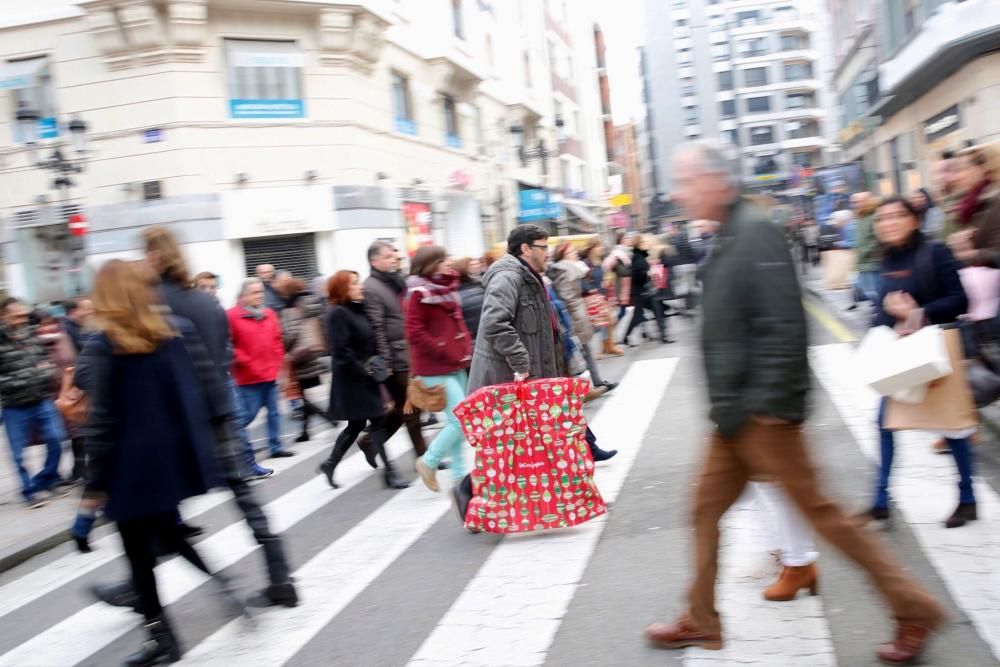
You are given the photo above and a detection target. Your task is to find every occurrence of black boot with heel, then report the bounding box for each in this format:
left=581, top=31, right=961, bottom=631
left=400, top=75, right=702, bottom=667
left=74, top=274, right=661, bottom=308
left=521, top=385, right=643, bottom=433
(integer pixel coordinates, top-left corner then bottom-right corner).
left=124, top=615, right=181, bottom=666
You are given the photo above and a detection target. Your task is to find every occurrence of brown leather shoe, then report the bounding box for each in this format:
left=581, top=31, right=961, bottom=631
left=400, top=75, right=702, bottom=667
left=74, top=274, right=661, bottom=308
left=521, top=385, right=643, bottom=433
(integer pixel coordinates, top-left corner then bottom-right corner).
left=763, top=564, right=819, bottom=601
left=875, top=622, right=937, bottom=665
left=645, top=616, right=723, bottom=650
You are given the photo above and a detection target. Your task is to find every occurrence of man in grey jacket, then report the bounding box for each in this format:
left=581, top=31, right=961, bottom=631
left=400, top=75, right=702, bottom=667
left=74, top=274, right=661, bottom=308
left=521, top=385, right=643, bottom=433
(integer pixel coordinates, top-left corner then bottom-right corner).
left=363, top=241, right=426, bottom=457
left=467, top=225, right=564, bottom=393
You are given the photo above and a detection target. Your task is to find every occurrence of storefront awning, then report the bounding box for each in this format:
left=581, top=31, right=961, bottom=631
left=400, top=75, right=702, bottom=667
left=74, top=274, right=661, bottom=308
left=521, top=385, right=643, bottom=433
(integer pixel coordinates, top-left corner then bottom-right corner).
left=0, top=58, right=46, bottom=90
left=565, top=203, right=600, bottom=229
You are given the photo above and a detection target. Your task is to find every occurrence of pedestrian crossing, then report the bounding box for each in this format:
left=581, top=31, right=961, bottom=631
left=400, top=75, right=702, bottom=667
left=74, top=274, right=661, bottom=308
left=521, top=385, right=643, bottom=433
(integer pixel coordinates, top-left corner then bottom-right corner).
left=0, top=353, right=998, bottom=667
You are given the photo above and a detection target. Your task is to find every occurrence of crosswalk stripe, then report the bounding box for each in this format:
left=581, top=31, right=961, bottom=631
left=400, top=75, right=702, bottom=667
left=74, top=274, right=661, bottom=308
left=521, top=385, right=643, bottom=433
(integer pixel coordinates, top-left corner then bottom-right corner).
left=811, top=343, right=1000, bottom=661
left=406, top=358, right=678, bottom=667
left=0, top=433, right=413, bottom=667
left=0, top=434, right=334, bottom=622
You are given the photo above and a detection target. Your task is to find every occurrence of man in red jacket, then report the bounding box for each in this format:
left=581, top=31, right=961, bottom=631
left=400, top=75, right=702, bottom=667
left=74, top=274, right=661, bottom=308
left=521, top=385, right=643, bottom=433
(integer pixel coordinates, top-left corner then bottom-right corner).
left=228, top=278, right=294, bottom=463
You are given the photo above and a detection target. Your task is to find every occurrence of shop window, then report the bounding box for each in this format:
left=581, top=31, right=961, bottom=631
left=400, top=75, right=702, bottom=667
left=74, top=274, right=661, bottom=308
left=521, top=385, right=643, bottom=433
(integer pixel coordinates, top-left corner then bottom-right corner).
left=443, top=94, right=462, bottom=149
left=750, top=126, right=775, bottom=145
left=392, top=71, right=417, bottom=135
left=747, top=96, right=771, bottom=113
left=743, top=67, right=769, bottom=87
left=225, top=40, right=304, bottom=119
left=4, top=56, right=59, bottom=142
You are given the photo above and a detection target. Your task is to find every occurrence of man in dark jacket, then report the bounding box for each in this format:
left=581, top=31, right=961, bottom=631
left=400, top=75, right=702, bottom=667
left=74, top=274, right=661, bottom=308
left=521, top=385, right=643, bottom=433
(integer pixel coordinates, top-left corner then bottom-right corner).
left=467, top=225, right=565, bottom=393
left=137, top=227, right=298, bottom=608
left=362, top=241, right=426, bottom=457
left=644, top=140, right=944, bottom=666
left=0, top=298, right=65, bottom=507
left=63, top=297, right=94, bottom=354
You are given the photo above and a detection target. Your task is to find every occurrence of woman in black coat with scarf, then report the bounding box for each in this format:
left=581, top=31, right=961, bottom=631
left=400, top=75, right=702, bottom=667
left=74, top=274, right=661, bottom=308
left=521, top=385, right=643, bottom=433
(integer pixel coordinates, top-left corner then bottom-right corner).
left=320, top=270, right=409, bottom=490
left=621, top=234, right=671, bottom=346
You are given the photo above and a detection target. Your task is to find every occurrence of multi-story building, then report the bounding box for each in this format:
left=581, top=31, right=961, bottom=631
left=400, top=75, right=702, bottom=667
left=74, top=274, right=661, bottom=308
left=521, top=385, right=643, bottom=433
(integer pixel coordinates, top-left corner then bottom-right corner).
left=0, top=0, right=608, bottom=303
left=611, top=122, right=647, bottom=230
left=828, top=0, right=1000, bottom=196
left=644, top=0, right=837, bottom=195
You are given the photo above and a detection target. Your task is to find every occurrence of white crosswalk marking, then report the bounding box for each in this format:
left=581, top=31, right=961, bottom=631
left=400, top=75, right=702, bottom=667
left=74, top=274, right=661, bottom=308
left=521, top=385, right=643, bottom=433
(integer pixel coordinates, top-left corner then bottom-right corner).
left=0, top=434, right=413, bottom=667
left=407, top=358, right=677, bottom=667
left=811, top=344, right=1000, bottom=661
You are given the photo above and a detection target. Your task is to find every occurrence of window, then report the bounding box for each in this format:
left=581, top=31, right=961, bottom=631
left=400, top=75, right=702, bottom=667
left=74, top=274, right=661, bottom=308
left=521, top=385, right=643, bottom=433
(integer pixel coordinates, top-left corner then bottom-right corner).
left=785, top=120, right=820, bottom=139
left=474, top=105, right=485, bottom=153
left=738, top=38, right=768, bottom=58
left=711, top=43, right=730, bottom=60
left=677, top=48, right=692, bottom=64
left=780, top=34, right=808, bottom=51
left=452, top=0, right=465, bottom=40
left=683, top=105, right=699, bottom=125
left=225, top=40, right=305, bottom=119
left=523, top=51, right=532, bottom=88
left=548, top=39, right=558, bottom=75
left=791, top=152, right=813, bottom=167
left=680, top=80, right=696, bottom=97
left=783, top=62, right=813, bottom=81
left=736, top=10, right=761, bottom=27
left=753, top=155, right=779, bottom=175
left=442, top=94, right=461, bottom=149
left=391, top=72, right=416, bottom=135
left=719, top=99, right=736, bottom=118
left=717, top=70, right=733, bottom=91
left=743, top=67, right=768, bottom=87
left=6, top=56, right=59, bottom=142
left=750, top=126, right=775, bottom=145
left=674, top=19, right=690, bottom=39
left=486, top=34, right=495, bottom=68
left=785, top=92, right=815, bottom=110
left=142, top=180, right=163, bottom=201
left=746, top=96, right=771, bottom=113
left=721, top=128, right=739, bottom=146
left=708, top=14, right=726, bottom=30
left=773, top=5, right=799, bottom=22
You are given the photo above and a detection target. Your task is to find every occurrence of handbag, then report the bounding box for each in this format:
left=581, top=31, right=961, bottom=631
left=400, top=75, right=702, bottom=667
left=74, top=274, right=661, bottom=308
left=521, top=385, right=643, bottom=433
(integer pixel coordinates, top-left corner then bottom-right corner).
left=290, top=318, right=325, bottom=366
left=364, top=355, right=391, bottom=383
left=54, top=366, right=88, bottom=425
left=403, top=377, right=446, bottom=414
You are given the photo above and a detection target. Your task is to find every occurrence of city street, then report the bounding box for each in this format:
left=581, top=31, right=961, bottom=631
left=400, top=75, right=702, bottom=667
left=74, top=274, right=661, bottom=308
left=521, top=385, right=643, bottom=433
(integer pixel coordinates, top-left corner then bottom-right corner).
left=0, top=296, right=998, bottom=667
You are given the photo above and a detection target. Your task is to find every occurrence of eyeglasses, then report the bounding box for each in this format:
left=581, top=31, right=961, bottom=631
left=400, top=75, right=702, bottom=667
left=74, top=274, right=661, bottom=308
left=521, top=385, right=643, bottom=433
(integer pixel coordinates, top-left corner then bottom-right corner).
left=530, top=244, right=549, bottom=251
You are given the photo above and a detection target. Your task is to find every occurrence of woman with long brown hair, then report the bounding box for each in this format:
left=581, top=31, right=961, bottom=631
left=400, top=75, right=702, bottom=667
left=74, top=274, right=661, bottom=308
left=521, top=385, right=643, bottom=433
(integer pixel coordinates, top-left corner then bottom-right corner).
left=77, top=259, right=232, bottom=665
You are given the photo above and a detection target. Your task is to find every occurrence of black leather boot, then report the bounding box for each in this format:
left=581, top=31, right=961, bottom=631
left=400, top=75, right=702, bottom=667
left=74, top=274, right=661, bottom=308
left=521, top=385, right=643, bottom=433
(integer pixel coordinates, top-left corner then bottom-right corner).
left=247, top=580, right=299, bottom=608
left=356, top=433, right=379, bottom=469
left=124, top=615, right=181, bottom=665
left=90, top=580, right=142, bottom=614
left=317, top=434, right=352, bottom=488
left=945, top=502, right=977, bottom=528
left=384, top=463, right=410, bottom=490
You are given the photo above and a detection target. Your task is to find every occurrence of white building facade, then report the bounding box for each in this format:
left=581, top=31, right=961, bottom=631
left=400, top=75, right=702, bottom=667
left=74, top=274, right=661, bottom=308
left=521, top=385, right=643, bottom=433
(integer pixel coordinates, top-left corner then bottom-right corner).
left=0, top=0, right=608, bottom=304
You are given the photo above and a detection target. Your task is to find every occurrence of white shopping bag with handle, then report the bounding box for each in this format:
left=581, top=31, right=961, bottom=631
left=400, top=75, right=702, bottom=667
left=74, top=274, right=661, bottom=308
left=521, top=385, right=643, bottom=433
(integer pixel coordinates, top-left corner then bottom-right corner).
left=856, top=325, right=952, bottom=401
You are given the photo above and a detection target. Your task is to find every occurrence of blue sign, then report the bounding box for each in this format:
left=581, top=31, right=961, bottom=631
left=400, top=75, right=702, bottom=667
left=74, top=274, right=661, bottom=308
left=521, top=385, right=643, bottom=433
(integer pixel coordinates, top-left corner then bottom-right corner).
left=142, top=128, right=164, bottom=143
left=229, top=98, right=305, bottom=119
left=518, top=189, right=562, bottom=222
left=38, top=117, right=59, bottom=140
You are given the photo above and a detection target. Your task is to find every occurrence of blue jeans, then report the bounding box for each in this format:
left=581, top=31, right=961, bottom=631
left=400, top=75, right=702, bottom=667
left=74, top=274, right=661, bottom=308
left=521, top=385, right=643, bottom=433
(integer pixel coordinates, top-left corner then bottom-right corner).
left=238, top=381, right=283, bottom=457
left=419, top=371, right=469, bottom=481
left=874, top=398, right=975, bottom=508
left=855, top=270, right=880, bottom=305
left=226, top=376, right=257, bottom=470
left=4, top=400, right=66, bottom=501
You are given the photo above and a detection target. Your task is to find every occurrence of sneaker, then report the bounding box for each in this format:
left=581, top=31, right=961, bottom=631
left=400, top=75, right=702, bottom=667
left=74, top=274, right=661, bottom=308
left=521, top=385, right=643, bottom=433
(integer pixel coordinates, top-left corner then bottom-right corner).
left=245, top=465, right=274, bottom=481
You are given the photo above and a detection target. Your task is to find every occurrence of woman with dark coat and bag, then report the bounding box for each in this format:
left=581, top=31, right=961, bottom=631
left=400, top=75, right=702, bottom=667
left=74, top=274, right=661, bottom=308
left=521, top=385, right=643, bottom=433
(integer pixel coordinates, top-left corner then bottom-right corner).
left=621, top=234, right=671, bottom=346
left=859, top=196, right=975, bottom=529
left=282, top=279, right=329, bottom=443
left=78, top=260, right=235, bottom=665
left=320, top=270, right=409, bottom=490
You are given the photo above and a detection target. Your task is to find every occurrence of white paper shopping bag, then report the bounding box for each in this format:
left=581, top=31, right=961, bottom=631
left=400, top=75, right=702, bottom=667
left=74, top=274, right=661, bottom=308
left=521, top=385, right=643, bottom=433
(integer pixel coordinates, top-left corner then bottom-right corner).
left=857, top=325, right=952, bottom=397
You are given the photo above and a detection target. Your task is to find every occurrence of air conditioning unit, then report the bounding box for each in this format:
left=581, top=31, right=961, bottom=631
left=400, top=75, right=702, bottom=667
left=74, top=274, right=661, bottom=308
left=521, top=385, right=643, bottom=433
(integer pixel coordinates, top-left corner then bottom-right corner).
left=143, top=180, right=163, bottom=201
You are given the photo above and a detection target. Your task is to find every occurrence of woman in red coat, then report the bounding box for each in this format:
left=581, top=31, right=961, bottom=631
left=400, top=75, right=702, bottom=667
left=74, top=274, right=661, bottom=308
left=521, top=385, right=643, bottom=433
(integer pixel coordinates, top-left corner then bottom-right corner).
left=406, top=246, right=473, bottom=493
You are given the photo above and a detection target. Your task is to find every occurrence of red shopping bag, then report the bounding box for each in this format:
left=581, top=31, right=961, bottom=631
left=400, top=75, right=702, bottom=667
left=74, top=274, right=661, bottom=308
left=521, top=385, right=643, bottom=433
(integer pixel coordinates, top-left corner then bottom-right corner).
left=454, top=377, right=607, bottom=534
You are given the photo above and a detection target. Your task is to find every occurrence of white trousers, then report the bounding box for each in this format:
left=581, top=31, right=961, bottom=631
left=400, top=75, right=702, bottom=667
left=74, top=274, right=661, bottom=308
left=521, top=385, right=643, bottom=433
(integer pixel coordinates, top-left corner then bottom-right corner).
left=752, top=481, right=818, bottom=567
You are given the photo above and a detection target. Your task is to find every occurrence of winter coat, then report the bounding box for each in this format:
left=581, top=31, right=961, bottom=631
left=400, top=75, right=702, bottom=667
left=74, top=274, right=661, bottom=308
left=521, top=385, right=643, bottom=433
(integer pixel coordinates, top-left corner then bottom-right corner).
left=264, top=282, right=285, bottom=314
left=160, top=279, right=232, bottom=376
left=63, top=319, right=90, bottom=355
left=227, top=306, right=284, bottom=386
left=872, top=232, right=968, bottom=329
left=854, top=212, right=881, bottom=273
left=700, top=198, right=810, bottom=439
left=547, top=260, right=594, bottom=344
left=967, top=184, right=1000, bottom=268
left=281, top=294, right=327, bottom=383
left=405, top=275, right=473, bottom=377
left=630, top=248, right=653, bottom=301
left=581, top=260, right=604, bottom=294
left=458, top=280, right=485, bottom=340
left=78, top=321, right=224, bottom=522
left=468, top=254, right=565, bottom=393
left=325, top=302, right=384, bottom=421
left=0, top=325, right=58, bottom=408
left=363, top=270, right=410, bottom=373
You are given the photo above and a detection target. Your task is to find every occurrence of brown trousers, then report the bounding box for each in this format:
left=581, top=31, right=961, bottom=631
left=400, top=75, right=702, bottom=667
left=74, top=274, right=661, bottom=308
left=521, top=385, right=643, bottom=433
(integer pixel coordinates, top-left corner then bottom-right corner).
left=383, top=370, right=427, bottom=457
left=687, top=420, right=943, bottom=634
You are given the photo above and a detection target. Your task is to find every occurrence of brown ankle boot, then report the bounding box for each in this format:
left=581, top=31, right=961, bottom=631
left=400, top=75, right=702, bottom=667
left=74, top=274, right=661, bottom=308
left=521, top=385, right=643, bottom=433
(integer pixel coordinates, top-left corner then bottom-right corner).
left=645, top=615, right=722, bottom=651
left=763, top=564, right=819, bottom=601
left=875, top=622, right=938, bottom=665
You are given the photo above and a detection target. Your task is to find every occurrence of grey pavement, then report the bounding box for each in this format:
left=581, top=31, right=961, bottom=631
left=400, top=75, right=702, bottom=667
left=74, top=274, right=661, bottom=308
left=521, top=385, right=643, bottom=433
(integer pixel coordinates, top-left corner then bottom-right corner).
left=0, top=303, right=998, bottom=666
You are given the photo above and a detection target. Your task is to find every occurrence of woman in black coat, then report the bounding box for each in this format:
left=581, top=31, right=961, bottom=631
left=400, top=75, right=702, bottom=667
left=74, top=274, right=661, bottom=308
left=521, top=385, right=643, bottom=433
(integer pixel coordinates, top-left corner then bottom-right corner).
left=79, top=260, right=230, bottom=666
left=622, top=235, right=670, bottom=346
left=321, top=270, right=408, bottom=490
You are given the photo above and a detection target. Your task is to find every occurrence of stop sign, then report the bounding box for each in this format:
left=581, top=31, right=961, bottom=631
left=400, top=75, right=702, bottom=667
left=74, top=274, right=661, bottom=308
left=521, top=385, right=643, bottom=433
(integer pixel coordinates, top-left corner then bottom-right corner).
left=68, top=213, right=87, bottom=237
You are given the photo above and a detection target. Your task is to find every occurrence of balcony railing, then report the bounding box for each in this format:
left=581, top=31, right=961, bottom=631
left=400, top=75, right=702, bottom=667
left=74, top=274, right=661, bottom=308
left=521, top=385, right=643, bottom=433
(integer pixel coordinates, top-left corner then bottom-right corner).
left=394, top=117, right=418, bottom=136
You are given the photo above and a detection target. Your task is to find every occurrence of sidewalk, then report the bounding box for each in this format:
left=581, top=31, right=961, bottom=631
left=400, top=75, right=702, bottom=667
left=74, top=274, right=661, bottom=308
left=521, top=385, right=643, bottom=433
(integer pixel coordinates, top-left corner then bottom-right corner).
left=0, top=405, right=322, bottom=573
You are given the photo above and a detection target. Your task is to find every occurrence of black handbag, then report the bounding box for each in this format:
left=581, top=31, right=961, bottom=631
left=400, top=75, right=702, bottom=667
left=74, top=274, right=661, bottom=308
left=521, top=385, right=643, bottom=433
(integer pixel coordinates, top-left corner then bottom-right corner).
left=364, top=355, right=391, bottom=383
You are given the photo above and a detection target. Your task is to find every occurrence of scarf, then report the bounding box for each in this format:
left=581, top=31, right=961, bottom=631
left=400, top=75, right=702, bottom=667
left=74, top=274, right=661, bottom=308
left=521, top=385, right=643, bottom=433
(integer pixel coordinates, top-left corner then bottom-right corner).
left=240, top=305, right=266, bottom=321
left=958, top=178, right=991, bottom=226
left=407, top=271, right=462, bottom=308
left=371, top=268, right=408, bottom=296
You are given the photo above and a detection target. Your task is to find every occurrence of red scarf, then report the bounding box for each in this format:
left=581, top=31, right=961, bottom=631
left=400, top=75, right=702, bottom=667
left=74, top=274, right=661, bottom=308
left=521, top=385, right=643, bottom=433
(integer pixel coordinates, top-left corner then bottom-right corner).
left=958, top=178, right=991, bottom=226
